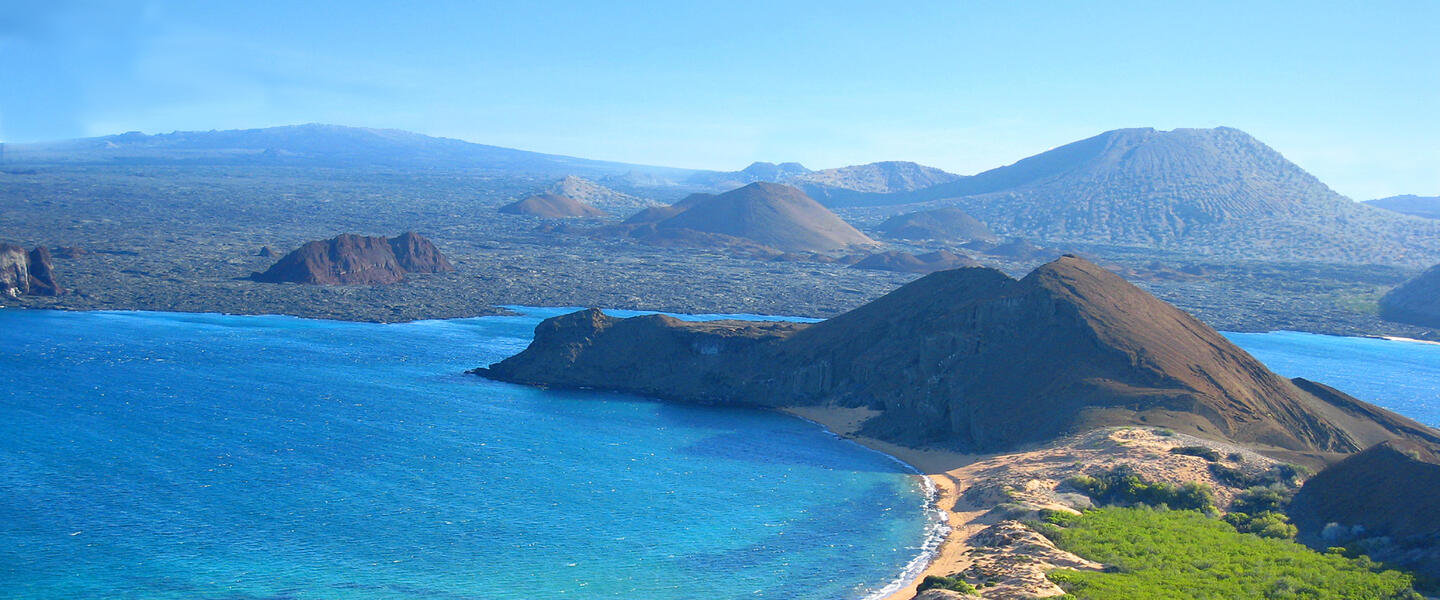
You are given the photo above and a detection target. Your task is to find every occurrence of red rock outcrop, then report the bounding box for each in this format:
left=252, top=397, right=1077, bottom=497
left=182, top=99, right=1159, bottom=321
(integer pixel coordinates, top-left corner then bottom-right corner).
left=251, top=232, right=453, bottom=285
left=1, top=243, right=65, bottom=298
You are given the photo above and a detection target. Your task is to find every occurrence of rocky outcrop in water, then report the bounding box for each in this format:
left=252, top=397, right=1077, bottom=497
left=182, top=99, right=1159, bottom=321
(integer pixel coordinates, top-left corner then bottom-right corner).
left=476, top=256, right=1440, bottom=454
left=1379, top=264, right=1440, bottom=329
left=251, top=232, right=453, bottom=285
left=1, top=244, right=64, bottom=298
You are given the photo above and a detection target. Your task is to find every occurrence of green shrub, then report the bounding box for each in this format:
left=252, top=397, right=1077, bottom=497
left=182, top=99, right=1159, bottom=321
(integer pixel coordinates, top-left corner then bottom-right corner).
left=917, top=575, right=976, bottom=594
left=1169, top=445, right=1222, bottom=462
left=1224, top=511, right=1299, bottom=539
left=1044, top=507, right=1419, bottom=599
left=1066, top=465, right=1215, bottom=511
left=1231, top=485, right=1293, bottom=515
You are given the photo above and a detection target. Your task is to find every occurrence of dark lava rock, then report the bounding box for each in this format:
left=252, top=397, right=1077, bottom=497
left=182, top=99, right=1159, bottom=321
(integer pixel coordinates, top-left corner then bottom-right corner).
left=876, top=207, right=996, bottom=243
left=1379, top=263, right=1440, bottom=328
left=251, top=232, right=453, bottom=285
left=257, top=245, right=278, bottom=258
left=51, top=246, right=88, bottom=259
left=475, top=256, right=1439, bottom=454
left=498, top=193, right=606, bottom=218
left=1, top=243, right=64, bottom=298
left=851, top=250, right=979, bottom=274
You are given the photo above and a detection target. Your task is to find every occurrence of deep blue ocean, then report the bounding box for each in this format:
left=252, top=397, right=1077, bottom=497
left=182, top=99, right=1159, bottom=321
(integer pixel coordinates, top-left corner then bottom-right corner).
left=3, top=309, right=1439, bottom=600
left=1224, top=331, right=1440, bottom=426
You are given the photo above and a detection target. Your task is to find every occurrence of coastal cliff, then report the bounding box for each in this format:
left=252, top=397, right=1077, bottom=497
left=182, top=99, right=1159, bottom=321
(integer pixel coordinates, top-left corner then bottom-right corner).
left=1, top=244, right=64, bottom=299
left=476, top=256, right=1440, bottom=454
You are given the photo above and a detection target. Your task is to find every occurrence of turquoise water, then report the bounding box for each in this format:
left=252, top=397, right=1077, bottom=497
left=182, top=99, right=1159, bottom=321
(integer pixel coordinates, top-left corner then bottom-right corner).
left=0, top=308, right=939, bottom=600
left=1227, top=331, right=1440, bottom=426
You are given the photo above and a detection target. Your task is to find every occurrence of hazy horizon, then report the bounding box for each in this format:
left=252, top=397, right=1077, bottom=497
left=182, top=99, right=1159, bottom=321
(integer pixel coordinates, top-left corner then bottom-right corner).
left=2, top=1, right=1436, bottom=199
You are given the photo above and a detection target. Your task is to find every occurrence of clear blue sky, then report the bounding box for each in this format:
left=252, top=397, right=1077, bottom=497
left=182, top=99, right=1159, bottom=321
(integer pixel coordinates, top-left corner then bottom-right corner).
left=1, top=0, right=1436, bottom=198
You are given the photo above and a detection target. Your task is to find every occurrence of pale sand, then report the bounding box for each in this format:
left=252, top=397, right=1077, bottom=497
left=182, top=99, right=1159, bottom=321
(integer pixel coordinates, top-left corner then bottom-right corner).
left=781, top=406, right=1280, bottom=600
left=1380, top=335, right=1440, bottom=346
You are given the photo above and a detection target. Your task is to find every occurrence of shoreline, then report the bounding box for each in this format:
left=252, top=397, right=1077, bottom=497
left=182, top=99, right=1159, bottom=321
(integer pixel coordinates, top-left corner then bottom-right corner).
left=779, top=406, right=984, bottom=600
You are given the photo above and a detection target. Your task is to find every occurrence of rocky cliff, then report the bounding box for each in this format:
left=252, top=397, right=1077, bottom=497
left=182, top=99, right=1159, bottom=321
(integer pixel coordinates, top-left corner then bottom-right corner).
left=476, top=256, right=1440, bottom=454
left=1, top=244, right=64, bottom=299
left=251, top=232, right=453, bottom=285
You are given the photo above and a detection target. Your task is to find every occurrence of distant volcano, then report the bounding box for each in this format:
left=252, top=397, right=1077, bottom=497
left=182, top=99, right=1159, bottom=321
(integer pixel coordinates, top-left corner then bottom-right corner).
left=499, top=193, right=606, bottom=218
left=632, top=182, right=878, bottom=253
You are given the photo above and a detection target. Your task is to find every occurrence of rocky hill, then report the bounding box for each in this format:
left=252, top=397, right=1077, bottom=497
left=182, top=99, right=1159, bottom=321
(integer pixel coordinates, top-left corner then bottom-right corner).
left=850, top=250, right=978, bottom=274
left=619, top=182, right=877, bottom=253
left=499, top=193, right=607, bottom=218
left=1, top=244, right=63, bottom=298
left=1378, top=263, right=1440, bottom=328
left=542, top=176, right=658, bottom=215
left=790, top=161, right=963, bottom=199
left=1366, top=194, right=1440, bottom=220
left=251, top=232, right=453, bottom=285
left=622, top=193, right=714, bottom=224
left=877, top=207, right=996, bottom=243
left=1289, top=439, right=1440, bottom=579
left=476, top=256, right=1440, bottom=454
left=685, top=160, right=961, bottom=200
left=834, top=128, right=1440, bottom=265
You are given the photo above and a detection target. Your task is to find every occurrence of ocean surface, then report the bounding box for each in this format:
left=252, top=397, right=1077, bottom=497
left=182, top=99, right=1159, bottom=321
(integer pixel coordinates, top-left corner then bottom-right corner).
left=5, top=310, right=1440, bottom=600
left=1225, top=331, right=1440, bottom=426
left=0, top=308, right=937, bottom=600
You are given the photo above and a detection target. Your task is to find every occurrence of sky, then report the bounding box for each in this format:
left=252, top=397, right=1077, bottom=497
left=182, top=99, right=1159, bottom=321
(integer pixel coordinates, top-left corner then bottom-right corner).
left=0, top=1, right=1436, bottom=199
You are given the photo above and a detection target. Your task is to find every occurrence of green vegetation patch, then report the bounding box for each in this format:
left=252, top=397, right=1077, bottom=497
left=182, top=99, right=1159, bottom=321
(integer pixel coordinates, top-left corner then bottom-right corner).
left=1041, top=508, right=1419, bottom=600
left=917, top=575, right=977, bottom=595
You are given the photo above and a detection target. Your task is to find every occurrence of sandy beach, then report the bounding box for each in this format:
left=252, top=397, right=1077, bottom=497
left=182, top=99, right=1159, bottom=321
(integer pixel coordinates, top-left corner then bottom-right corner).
left=781, top=406, right=1280, bottom=600
left=780, top=406, right=985, bottom=600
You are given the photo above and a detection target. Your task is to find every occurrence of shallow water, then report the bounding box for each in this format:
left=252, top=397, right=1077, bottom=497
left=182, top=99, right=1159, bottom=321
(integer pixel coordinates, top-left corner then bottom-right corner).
left=0, top=308, right=933, bottom=599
